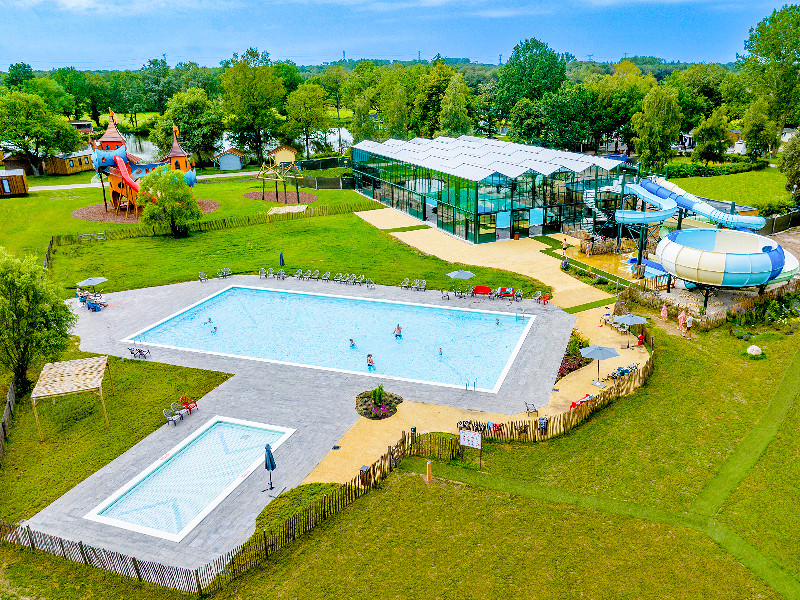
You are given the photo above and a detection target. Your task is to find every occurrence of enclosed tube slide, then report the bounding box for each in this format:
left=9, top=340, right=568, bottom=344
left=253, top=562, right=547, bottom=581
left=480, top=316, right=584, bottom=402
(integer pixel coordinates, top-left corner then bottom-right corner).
left=655, top=228, right=798, bottom=288
left=642, top=176, right=767, bottom=230
left=113, top=155, right=140, bottom=192
left=615, top=183, right=678, bottom=225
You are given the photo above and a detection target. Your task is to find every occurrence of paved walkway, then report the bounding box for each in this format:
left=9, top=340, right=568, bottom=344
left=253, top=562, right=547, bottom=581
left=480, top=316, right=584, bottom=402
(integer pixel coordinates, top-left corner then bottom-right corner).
left=28, top=170, right=260, bottom=191
left=356, top=208, right=431, bottom=230
left=26, top=275, right=573, bottom=568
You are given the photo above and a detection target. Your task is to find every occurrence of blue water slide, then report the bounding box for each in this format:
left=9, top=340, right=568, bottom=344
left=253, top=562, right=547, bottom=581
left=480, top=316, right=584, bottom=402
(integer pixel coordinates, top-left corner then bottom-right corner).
left=639, top=178, right=766, bottom=230
left=614, top=183, right=678, bottom=225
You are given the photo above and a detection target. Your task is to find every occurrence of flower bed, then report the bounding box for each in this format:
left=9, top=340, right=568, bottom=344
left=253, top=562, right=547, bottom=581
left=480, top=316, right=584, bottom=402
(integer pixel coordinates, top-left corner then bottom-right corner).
left=356, top=385, right=403, bottom=419
left=556, top=329, right=592, bottom=381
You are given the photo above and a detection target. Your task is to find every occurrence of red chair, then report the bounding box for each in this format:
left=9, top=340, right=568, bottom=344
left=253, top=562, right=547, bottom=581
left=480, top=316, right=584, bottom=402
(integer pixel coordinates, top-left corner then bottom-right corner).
left=180, top=396, right=198, bottom=413
left=542, top=292, right=550, bottom=304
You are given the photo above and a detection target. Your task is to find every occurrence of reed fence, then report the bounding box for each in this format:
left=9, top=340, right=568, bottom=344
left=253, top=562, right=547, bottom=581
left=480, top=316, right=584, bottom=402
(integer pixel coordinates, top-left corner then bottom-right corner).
left=457, top=350, right=655, bottom=444
left=0, top=429, right=447, bottom=596
left=0, top=382, right=16, bottom=465
left=52, top=200, right=381, bottom=247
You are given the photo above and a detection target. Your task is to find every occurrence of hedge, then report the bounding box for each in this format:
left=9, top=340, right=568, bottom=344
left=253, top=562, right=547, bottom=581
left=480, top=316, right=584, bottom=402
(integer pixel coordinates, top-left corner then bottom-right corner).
left=665, top=159, right=768, bottom=178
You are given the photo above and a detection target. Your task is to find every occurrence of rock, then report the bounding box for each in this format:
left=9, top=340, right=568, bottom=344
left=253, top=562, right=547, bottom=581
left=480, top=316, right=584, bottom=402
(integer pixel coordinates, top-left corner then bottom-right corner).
left=746, top=345, right=762, bottom=356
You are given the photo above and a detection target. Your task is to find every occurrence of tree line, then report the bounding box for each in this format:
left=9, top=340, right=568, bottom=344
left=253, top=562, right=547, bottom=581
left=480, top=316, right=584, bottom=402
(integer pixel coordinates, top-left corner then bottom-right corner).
left=1, top=5, right=798, bottom=186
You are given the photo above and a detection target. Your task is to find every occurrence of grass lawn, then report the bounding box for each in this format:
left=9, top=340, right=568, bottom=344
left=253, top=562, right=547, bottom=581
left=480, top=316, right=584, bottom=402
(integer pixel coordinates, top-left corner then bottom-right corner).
left=210, top=473, right=777, bottom=600
left=0, top=339, right=230, bottom=522
left=456, top=325, right=800, bottom=512
left=47, top=214, right=550, bottom=297
left=27, top=171, right=97, bottom=186
left=676, top=168, right=792, bottom=214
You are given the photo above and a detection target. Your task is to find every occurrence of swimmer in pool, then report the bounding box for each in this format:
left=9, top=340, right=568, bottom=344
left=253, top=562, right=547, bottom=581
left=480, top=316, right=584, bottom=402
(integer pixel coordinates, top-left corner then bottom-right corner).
left=212, top=326, right=217, bottom=334
left=496, top=318, right=500, bottom=325
left=206, top=318, right=212, bottom=324
left=367, top=354, right=375, bottom=368
left=349, top=338, right=355, bottom=348
left=394, top=324, right=402, bottom=338
left=438, top=347, right=443, bottom=355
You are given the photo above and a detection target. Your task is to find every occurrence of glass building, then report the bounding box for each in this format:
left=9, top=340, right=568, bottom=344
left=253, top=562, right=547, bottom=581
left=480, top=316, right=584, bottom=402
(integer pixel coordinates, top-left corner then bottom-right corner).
left=352, top=135, right=623, bottom=243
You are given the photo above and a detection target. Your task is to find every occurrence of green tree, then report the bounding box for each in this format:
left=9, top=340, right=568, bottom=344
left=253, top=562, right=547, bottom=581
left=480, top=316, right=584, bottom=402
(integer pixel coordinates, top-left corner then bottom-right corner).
left=84, top=73, right=111, bottom=127
left=21, top=77, right=75, bottom=117
left=221, top=48, right=285, bottom=163
left=737, top=5, right=800, bottom=131
left=140, top=57, right=178, bottom=115
left=474, top=80, right=501, bottom=138
left=150, top=88, right=225, bottom=166
left=720, top=71, right=753, bottom=120
left=274, top=62, right=304, bottom=107
left=321, top=65, right=348, bottom=151
left=350, top=89, right=378, bottom=142
left=692, top=105, right=730, bottom=165
left=495, top=38, right=572, bottom=116
left=285, top=84, right=328, bottom=157
left=437, top=73, right=472, bottom=137
left=51, top=67, right=88, bottom=120
left=139, top=165, right=203, bottom=238
left=510, top=82, right=591, bottom=151
left=4, top=62, right=34, bottom=88
left=0, top=249, right=75, bottom=395
left=677, top=63, right=728, bottom=113
left=174, top=61, right=221, bottom=99
left=781, top=132, right=800, bottom=200
left=411, top=62, right=455, bottom=138
left=380, top=82, right=410, bottom=140
left=743, top=97, right=779, bottom=159
left=631, top=85, right=683, bottom=171
left=0, top=91, right=82, bottom=175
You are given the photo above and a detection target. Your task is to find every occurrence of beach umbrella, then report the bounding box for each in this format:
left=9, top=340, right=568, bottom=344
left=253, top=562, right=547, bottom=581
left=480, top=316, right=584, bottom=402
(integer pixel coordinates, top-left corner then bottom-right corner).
left=580, top=345, right=620, bottom=379
left=613, top=313, right=648, bottom=346
left=264, top=444, right=276, bottom=491
left=77, top=276, right=108, bottom=293
left=447, top=270, right=475, bottom=279
left=279, top=252, right=285, bottom=267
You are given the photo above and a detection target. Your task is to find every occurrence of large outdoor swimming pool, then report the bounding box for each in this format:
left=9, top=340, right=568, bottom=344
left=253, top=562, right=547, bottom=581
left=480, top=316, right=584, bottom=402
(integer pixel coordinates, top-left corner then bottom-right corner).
left=85, top=417, right=294, bottom=541
left=125, top=286, right=535, bottom=392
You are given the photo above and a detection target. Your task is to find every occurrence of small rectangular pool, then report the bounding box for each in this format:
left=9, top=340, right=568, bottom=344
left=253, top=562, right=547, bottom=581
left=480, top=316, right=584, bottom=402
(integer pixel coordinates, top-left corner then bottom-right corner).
left=85, top=416, right=294, bottom=542
left=124, top=286, right=535, bottom=393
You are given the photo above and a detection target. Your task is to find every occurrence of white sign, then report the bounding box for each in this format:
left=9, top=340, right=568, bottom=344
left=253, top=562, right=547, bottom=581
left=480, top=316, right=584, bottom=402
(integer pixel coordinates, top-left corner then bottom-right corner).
left=460, top=430, right=482, bottom=449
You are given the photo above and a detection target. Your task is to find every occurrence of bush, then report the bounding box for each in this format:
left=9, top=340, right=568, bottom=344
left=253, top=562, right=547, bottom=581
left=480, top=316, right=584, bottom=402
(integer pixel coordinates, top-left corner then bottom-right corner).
left=255, top=483, right=340, bottom=531
left=665, top=159, right=767, bottom=178
left=356, top=386, right=403, bottom=419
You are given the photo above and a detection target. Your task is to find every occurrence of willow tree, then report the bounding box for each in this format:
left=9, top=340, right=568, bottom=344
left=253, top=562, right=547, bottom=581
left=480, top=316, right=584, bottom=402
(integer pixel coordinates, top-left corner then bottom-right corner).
left=631, top=86, right=683, bottom=171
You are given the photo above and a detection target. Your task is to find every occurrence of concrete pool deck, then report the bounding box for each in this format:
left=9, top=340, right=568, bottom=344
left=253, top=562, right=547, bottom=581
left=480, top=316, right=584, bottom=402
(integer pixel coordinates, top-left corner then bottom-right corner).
left=25, top=275, right=574, bottom=569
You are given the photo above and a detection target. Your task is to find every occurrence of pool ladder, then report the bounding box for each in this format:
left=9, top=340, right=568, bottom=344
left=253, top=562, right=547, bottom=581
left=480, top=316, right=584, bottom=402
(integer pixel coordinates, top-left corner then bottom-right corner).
left=465, top=380, right=477, bottom=391
left=515, top=309, right=526, bottom=321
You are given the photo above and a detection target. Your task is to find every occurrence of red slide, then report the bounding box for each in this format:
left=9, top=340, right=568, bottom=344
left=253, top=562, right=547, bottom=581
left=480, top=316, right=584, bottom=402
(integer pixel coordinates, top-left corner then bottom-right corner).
left=113, top=155, right=140, bottom=192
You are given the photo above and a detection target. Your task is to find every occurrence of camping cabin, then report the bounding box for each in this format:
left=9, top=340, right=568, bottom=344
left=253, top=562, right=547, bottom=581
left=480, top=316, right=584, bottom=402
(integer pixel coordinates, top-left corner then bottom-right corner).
left=69, top=120, right=94, bottom=136
left=267, top=145, right=298, bottom=166
left=213, top=148, right=245, bottom=171
left=0, top=170, right=28, bottom=197
left=2, top=153, right=35, bottom=176
left=44, top=150, right=94, bottom=175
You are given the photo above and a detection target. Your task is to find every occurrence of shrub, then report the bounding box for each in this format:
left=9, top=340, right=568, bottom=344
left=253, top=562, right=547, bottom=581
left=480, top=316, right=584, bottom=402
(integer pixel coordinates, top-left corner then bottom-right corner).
left=665, top=159, right=767, bottom=178
left=255, top=483, right=340, bottom=531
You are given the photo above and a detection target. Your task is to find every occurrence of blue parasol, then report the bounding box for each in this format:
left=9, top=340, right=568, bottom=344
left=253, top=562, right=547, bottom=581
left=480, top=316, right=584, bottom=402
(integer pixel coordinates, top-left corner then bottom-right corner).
left=447, top=270, right=475, bottom=279
left=279, top=252, right=285, bottom=267
left=580, top=344, right=620, bottom=379
left=264, top=444, right=276, bottom=490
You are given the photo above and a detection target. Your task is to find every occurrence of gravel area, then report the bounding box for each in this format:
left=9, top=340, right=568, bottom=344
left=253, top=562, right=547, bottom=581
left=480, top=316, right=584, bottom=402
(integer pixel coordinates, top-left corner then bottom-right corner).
left=71, top=200, right=219, bottom=223
left=243, top=190, right=318, bottom=204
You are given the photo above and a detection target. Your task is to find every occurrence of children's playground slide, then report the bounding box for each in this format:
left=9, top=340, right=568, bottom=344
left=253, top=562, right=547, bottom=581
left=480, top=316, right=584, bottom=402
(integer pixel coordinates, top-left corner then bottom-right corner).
left=113, top=155, right=140, bottom=192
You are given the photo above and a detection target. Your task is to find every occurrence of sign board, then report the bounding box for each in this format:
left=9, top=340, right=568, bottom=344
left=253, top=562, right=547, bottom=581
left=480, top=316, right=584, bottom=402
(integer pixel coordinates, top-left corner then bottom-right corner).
left=460, top=430, right=482, bottom=449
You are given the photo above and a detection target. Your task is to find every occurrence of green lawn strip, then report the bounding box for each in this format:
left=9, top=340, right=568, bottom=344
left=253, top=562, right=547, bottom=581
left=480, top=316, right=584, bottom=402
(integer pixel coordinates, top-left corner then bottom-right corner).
left=214, top=472, right=777, bottom=600
left=0, top=545, right=183, bottom=600
left=399, top=459, right=800, bottom=598
left=47, top=215, right=550, bottom=298
left=563, top=298, right=616, bottom=314
left=0, top=339, right=230, bottom=521
left=690, top=346, right=800, bottom=517
left=676, top=168, right=792, bottom=214
left=462, top=330, right=798, bottom=512
left=381, top=225, right=430, bottom=233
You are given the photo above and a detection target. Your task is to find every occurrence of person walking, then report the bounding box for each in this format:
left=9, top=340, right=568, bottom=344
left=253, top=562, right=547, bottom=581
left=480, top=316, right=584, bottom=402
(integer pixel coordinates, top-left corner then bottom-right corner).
left=561, top=238, right=568, bottom=258
left=660, top=303, right=668, bottom=322
left=678, top=310, right=687, bottom=337
left=685, top=314, right=694, bottom=340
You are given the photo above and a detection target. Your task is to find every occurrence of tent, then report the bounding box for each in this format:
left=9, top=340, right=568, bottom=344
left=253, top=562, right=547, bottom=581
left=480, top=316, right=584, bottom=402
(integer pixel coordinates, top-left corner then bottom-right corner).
left=30, top=356, right=113, bottom=441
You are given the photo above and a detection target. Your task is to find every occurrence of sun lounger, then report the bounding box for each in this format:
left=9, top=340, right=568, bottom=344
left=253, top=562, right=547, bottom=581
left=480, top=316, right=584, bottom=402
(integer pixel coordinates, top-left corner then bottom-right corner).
left=399, top=278, right=410, bottom=289
left=164, top=408, right=181, bottom=426
left=321, top=271, right=330, bottom=282
left=216, top=269, right=224, bottom=278
left=348, top=274, right=358, bottom=285
left=128, top=347, right=149, bottom=360
left=86, top=300, right=102, bottom=312
left=199, top=272, right=208, bottom=282
left=472, top=286, right=492, bottom=297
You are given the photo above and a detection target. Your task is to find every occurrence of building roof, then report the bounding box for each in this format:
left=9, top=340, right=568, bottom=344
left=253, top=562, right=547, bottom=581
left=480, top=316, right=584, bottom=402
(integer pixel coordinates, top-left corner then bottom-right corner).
left=53, top=149, right=93, bottom=159
left=214, top=148, right=245, bottom=159
left=267, top=145, right=297, bottom=156
left=31, top=356, right=108, bottom=402
left=97, top=117, right=126, bottom=144
left=162, top=129, right=189, bottom=159
left=1, top=169, right=25, bottom=176
left=353, top=135, right=621, bottom=182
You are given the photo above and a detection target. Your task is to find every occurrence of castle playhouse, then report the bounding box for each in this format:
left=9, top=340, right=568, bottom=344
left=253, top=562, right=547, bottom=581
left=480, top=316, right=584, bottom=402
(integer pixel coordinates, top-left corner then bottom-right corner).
left=90, top=113, right=197, bottom=217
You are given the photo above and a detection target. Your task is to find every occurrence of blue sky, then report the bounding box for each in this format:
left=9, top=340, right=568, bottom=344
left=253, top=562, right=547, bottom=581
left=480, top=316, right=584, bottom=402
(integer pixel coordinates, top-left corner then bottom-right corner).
left=0, top=0, right=787, bottom=71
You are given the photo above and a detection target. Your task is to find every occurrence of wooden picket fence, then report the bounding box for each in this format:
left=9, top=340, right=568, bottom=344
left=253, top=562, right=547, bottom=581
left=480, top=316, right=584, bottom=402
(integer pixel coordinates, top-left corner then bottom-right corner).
left=0, top=382, right=16, bottom=465
left=457, top=350, right=655, bottom=444
left=0, top=429, right=447, bottom=596
left=52, top=200, right=381, bottom=247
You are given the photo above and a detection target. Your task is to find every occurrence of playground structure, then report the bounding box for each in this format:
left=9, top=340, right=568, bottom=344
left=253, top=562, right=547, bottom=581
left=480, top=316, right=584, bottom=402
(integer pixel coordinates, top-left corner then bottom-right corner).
left=256, top=158, right=303, bottom=204
left=90, top=113, right=197, bottom=217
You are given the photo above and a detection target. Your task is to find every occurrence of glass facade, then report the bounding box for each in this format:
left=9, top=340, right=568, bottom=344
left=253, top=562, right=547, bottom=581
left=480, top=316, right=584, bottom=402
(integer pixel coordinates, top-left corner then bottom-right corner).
left=352, top=145, right=619, bottom=244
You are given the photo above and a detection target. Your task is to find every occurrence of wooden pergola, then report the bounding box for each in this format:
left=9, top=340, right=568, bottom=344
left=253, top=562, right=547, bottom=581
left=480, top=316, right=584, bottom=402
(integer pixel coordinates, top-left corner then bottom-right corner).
left=30, top=356, right=113, bottom=441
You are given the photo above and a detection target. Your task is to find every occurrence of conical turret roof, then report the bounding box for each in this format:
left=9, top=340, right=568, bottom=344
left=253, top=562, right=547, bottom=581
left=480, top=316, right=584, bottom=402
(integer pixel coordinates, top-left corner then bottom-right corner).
left=163, top=128, right=189, bottom=159
left=97, top=114, right=125, bottom=144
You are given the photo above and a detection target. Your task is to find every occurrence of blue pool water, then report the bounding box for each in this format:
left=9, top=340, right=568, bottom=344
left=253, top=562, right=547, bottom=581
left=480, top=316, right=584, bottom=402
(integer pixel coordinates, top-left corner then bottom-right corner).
left=127, top=286, right=534, bottom=391
left=87, top=418, right=292, bottom=541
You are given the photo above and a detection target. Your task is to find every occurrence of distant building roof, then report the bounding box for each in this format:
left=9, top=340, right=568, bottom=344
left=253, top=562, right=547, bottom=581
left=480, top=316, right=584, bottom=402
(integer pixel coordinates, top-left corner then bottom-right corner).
left=267, top=145, right=297, bottom=156
left=1, top=169, right=25, bottom=176
left=214, top=148, right=245, bottom=159
left=97, top=117, right=125, bottom=144
left=53, top=149, right=93, bottom=159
